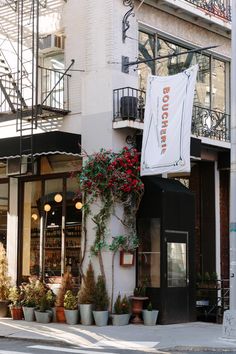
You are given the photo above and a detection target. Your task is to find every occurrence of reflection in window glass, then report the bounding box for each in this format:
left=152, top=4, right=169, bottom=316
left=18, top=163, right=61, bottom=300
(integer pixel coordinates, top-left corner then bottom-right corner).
left=212, top=59, right=225, bottom=112
left=138, top=31, right=155, bottom=90
left=167, top=242, right=187, bottom=287
left=0, top=183, right=8, bottom=249
left=138, top=218, right=160, bottom=287
left=22, top=181, right=41, bottom=277
left=138, top=30, right=227, bottom=113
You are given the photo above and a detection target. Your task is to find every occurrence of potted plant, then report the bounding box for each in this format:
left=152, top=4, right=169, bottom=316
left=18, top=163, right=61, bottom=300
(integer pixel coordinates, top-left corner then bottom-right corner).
left=34, top=293, right=52, bottom=323
left=56, top=272, right=73, bottom=323
left=21, top=280, right=37, bottom=321
left=93, top=275, right=109, bottom=326
left=8, top=286, right=23, bottom=320
left=142, top=302, right=159, bottom=326
left=112, top=293, right=130, bottom=326
left=46, top=288, right=57, bottom=322
left=0, top=242, right=11, bottom=317
left=130, top=286, right=148, bottom=324
left=78, top=262, right=96, bottom=325
left=64, top=290, right=78, bottom=325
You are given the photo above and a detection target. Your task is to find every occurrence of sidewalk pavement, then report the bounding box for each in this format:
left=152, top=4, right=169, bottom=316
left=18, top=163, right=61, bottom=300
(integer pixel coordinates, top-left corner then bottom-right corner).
left=0, top=318, right=236, bottom=352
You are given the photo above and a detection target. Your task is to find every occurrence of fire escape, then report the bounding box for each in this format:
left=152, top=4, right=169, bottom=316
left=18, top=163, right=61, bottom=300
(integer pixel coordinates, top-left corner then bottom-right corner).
left=0, top=0, right=72, bottom=174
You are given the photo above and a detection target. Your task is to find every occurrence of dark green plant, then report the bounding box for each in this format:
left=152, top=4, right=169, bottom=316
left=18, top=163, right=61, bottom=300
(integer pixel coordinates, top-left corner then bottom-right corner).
left=94, top=275, right=109, bottom=311
left=38, top=294, right=50, bottom=312
left=147, top=302, right=153, bottom=311
left=211, top=272, right=218, bottom=283
left=114, top=293, right=122, bottom=314
left=113, top=294, right=130, bottom=314
left=46, top=289, right=56, bottom=308
left=196, top=272, right=202, bottom=284
left=78, top=262, right=96, bottom=304
left=133, top=286, right=146, bottom=297
left=64, top=290, right=78, bottom=310
left=109, top=234, right=139, bottom=253
left=203, top=272, right=210, bottom=283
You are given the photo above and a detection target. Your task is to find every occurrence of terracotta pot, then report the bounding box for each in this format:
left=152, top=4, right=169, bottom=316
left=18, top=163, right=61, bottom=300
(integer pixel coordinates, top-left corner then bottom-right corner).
left=10, top=306, right=23, bottom=320
left=56, top=306, right=66, bottom=323
left=130, top=296, right=148, bottom=324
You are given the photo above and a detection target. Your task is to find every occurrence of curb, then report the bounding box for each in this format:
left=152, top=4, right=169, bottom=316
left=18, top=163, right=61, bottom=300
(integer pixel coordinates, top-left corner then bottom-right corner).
left=161, top=346, right=236, bottom=352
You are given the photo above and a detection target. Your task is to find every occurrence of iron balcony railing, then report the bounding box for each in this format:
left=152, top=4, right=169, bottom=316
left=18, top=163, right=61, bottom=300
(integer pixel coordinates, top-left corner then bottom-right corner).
left=0, top=67, right=71, bottom=114
left=184, top=0, right=231, bottom=21
left=113, top=87, right=230, bottom=142
left=113, top=87, right=146, bottom=122
left=192, top=105, right=230, bottom=142
left=39, top=66, right=71, bottom=111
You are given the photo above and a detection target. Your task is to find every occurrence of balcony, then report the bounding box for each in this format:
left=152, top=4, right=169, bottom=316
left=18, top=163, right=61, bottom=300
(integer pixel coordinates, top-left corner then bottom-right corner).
left=0, top=66, right=71, bottom=121
left=113, top=87, right=230, bottom=143
left=143, top=0, right=231, bottom=36
left=184, top=0, right=231, bottom=21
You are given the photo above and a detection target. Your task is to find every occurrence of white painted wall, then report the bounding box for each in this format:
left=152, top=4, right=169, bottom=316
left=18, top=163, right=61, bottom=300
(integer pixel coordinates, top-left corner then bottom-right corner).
left=60, top=0, right=231, bottom=302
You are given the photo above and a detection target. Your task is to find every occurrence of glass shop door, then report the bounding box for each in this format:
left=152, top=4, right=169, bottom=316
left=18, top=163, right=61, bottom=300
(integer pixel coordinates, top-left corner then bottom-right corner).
left=163, top=230, right=189, bottom=323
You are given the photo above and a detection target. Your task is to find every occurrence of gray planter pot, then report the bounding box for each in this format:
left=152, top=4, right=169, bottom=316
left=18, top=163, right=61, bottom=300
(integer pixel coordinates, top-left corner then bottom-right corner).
left=142, top=310, right=159, bottom=326
left=93, top=310, right=109, bottom=326
left=112, top=313, right=130, bottom=326
left=80, top=304, right=93, bottom=325
left=0, top=300, right=9, bottom=317
left=22, top=306, right=35, bottom=322
left=35, top=310, right=52, bottom=324
left=64, top=309, right=79, bottom=325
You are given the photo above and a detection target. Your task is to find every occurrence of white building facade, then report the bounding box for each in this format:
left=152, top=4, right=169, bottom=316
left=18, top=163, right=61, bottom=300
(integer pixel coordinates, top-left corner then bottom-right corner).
left=0, top=0, right=231, bottom=323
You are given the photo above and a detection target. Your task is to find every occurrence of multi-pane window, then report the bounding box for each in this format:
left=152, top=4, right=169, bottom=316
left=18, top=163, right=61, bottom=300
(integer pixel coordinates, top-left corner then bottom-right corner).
left=138, top=31, right=227, bottom=114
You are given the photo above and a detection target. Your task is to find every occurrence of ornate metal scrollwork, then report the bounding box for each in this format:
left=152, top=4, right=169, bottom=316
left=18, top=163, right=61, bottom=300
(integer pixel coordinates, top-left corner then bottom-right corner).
left=122, top=0, right=135, bottom=42
left=185, top=0, right=231, bottom=21
left=191, top=105, right=230, bottom=142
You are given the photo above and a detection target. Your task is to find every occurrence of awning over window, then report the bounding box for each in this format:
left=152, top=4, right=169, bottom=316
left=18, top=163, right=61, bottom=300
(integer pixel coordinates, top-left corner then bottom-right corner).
left=0, top=131, right=81, bottom=159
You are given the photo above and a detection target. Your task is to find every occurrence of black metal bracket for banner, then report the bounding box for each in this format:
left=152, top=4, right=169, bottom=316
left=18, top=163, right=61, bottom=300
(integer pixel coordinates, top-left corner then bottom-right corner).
left=121, top=45, right=219, bottom=74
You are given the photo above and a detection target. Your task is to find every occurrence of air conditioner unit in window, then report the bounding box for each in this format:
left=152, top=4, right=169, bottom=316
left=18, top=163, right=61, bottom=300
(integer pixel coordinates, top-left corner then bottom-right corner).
left=39, top=34, right=65, bottom=53
left=7, top=157, right=28, bottom=176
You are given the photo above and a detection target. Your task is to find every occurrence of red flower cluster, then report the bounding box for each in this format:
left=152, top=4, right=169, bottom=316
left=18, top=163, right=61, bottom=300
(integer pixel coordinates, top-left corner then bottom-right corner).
left=79, top=147, right=144, bottom=202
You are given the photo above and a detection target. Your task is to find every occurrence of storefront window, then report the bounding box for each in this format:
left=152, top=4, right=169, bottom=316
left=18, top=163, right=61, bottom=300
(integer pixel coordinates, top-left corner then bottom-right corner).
left=0, top=182, right=8, bottom=249
left=23, top=180, right=41, bottom=277
left=138, top=218, right=160, bottom=287
left=22, top=175, right=82, bottom=282
left=138, top=30, right=227, bottom=113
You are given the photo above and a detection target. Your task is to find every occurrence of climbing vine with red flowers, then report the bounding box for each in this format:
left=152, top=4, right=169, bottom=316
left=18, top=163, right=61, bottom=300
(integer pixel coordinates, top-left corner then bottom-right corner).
left=78, top=147, right=144, bottom=279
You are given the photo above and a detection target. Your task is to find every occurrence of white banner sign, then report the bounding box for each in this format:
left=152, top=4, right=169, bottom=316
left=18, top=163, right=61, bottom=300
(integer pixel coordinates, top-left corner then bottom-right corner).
left=141, top=65, right=198, bottom=176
